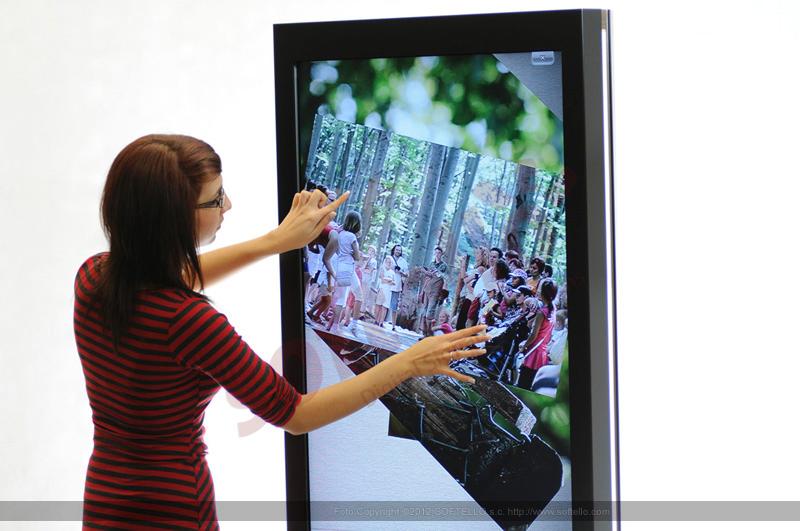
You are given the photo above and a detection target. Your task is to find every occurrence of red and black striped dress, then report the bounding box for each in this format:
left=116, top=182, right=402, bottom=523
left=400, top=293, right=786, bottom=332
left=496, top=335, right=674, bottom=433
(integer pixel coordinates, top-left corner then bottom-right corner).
left=73, top=253, right=301, bottom=530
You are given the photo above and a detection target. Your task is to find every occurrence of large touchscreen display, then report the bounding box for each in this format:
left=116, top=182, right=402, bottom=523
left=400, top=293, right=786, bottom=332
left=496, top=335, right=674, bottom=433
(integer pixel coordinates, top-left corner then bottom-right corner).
left=298, top=52, right=570, bottom=530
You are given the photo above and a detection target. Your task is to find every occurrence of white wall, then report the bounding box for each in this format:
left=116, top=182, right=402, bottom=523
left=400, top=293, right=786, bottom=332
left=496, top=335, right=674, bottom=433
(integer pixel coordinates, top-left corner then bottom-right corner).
left=1, top=1, right=799, bottom=530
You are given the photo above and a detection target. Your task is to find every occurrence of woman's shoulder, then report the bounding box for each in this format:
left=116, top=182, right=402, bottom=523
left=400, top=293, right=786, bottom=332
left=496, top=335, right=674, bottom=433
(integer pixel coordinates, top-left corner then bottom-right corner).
left=80, top=252, right=109, bottom=269
left=74, top=252, right=109, bottom=288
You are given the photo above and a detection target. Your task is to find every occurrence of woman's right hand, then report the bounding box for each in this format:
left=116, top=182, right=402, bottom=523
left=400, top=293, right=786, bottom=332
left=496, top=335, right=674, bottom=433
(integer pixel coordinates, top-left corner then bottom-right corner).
left=395, top=325, right=489, bottom=384
left=271, top=189, right=349, bottom=253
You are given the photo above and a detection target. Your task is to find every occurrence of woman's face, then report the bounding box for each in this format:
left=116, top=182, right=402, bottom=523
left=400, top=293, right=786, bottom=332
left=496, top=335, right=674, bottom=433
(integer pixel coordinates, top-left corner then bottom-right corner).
left=195, top=174, right=232, bottom=246
left=384, top=256, right=393, bottom=268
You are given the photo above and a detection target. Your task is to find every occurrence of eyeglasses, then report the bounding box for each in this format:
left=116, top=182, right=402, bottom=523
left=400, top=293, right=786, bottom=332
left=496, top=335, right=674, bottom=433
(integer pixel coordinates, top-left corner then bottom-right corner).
left=197, top=187, right=225, bottom=209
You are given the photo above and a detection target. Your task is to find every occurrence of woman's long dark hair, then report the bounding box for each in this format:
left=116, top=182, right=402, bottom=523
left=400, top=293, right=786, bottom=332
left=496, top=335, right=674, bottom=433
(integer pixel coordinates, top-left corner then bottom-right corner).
left=539, top=278, right=557, bottom=313
left=93, top=134, right=221, bottom=347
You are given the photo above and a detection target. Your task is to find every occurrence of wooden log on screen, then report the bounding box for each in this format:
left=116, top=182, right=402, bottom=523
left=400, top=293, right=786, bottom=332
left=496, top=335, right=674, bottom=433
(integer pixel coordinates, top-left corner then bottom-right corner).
left=397, top=266, right=426, bottom=331
left=451, top=254, right=469, bottom=317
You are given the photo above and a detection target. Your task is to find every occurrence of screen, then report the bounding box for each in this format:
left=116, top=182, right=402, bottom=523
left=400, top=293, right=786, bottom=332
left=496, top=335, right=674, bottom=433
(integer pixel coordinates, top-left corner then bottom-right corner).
left=298, top=52, right=570, bottom=530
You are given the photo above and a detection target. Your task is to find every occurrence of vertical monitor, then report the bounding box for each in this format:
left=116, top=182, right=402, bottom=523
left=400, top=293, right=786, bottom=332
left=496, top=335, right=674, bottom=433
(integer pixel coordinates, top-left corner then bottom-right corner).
left=275, top=10, right=616, bottom=531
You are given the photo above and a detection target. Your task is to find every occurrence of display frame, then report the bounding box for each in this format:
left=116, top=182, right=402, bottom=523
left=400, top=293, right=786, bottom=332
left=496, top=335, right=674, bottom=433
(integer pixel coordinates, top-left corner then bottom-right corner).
left=274, top=9, right=618, bottom=531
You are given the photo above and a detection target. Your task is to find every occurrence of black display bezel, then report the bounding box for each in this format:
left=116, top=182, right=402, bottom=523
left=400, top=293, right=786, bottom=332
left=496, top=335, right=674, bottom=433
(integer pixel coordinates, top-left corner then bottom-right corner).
left=273, top=9, right=617, bottom=531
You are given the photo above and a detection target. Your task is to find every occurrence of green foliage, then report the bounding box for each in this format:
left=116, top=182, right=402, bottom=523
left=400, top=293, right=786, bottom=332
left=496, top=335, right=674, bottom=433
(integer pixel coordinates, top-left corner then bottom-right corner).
left=298, top=55, right=563, bottom=176
left=503, top=348, right=570, bottom=455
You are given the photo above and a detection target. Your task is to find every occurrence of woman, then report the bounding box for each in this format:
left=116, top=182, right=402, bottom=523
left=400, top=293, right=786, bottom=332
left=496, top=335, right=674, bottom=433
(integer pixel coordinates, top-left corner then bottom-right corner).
left=469, top=257, right=509, bottom=325
left=74, top=135, right=488, bottom=529
left=328, top=211, right=363, bottom=332
left=375, top=255, right=396, bottom=325
left=474, top=246, right=489, bottom=270
left=517, top=278, right=558, bottom=390
left=526, top=257, right=546, bottom=295
left=305, top=215, right=339, bottom=324
left=456, top=264, right=485, bottom=330
left=359, top=244, right=379, bottom=319
left=431, top=308, right=454, bottom=335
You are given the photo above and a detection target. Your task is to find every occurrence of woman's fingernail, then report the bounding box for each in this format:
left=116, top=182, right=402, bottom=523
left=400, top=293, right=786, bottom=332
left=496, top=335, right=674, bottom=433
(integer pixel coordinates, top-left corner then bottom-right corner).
left=468, top=378, right=476, bottom=384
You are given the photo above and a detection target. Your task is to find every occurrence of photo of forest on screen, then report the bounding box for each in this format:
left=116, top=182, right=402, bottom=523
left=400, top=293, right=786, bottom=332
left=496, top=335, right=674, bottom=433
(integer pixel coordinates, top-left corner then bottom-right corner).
left=298, top=55, right=566, bottom=288
left=298, top=55, right=573, bottom=530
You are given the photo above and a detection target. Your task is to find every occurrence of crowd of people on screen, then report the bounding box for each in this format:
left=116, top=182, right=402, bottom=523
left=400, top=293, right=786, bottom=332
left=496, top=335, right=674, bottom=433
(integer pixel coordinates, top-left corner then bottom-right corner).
left=302, top=184, right=568, bottom=390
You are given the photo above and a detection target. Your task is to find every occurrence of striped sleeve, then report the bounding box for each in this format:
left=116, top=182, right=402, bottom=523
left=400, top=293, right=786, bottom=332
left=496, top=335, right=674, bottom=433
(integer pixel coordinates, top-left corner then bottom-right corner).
left=168, top=298, right=301, bottom=427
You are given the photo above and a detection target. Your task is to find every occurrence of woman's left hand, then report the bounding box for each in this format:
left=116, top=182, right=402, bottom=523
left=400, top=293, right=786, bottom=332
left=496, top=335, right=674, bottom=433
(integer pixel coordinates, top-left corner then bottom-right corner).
left=395, top=325, right=489, bottom=384
left=272, top=189, right=350, bottom=253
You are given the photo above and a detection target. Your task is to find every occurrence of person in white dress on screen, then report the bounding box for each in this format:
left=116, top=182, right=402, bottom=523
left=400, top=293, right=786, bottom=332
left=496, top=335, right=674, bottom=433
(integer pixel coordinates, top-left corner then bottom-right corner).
left=327, top=211, right=363, bottom=332
left=375, top=255, right=396, bottom=326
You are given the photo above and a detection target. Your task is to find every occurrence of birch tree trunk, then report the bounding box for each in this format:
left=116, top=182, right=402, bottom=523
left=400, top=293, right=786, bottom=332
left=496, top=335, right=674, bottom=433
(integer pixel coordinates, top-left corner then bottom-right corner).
left=497, top=160, right=511, bottom=242
left=543, top=188, right=565, bottom=262
left=324, top=126, right=344, bottom=188
left=530, top=174, right=557, bottom=263
left=444, top=153, right=480, bottom=267
left=360, top=130, right=391, bottom=237
left=505, top=164, right=538, bottom=253
left=349, top=129, right=377, bottom=213
left=305, top=114, right=324, bottom=181
left=337, top=127, right=369, bottom=223
left=400, top=194, right=419, bottom=252
left=399, top=143, right=431, bottom=252
left=424, top=146, right=460, bottom=265
left=376, top=143, right=406, bottom=255
left=334, top=124, right=355, bottom=193
left=409, top=143, right=445, bottom=268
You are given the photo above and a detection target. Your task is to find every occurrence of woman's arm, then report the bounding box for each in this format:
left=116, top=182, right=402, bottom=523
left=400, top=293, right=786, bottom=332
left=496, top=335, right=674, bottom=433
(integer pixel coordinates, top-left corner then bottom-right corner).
left=523, top=312, right=544, bottom=350
left=321, top=231, right=339, bottom=282
left=196, top=189, right=348, bottom=288
left=198, top=233, right=284, bottom=288
left=351, top=239, right=362, bottom=263
left=282, top=325, right=489, bottom=435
